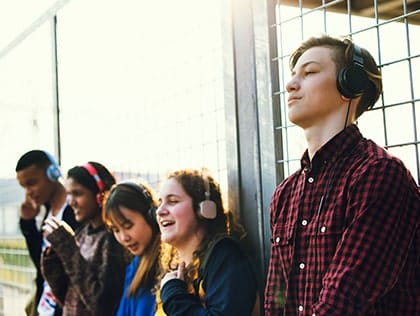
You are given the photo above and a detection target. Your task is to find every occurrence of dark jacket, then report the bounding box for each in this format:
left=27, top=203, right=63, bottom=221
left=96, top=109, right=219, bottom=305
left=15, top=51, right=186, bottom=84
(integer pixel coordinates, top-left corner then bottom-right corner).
left=160, top=237, right=260, bottom=315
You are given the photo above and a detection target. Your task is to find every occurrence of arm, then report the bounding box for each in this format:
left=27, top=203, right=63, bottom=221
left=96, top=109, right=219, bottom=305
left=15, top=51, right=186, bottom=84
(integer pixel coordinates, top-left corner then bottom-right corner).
left=314, top=158, right=419, bottom=315
left=19, top=218, right=42, bottom=270
left=161, top=238, right=258, bottom=316
left=19, top=197, right=43, bottom=270
left=41, top=248, right=69, bottom=305
left=47, top=226, right=126, bottom=315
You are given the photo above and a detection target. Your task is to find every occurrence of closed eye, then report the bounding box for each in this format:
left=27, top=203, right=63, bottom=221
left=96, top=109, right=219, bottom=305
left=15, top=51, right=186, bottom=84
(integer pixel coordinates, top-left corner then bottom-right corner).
left=122, top=221, right=133, bottom=230
left=168, top=198, right=179, bottom=205
left=110, top=226, right=119, bottom=233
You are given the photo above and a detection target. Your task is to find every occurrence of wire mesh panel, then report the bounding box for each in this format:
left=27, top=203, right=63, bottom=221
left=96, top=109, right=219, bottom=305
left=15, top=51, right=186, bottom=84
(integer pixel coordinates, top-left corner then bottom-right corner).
left=0, top=240, right=36, bottom=316
left=0, top=0, right=227, bottom=314
left=272, top=0, right=420, bottom=183
left=53, top=0, right=228, bottom=192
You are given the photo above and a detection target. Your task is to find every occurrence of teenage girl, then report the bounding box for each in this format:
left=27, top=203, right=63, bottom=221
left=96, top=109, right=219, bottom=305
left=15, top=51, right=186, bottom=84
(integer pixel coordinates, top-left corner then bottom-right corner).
left=103, top=181, right=161, bottom=316
left=156, top=168, right=260, bottom=315
left=41, top=162, right=128, bottom=316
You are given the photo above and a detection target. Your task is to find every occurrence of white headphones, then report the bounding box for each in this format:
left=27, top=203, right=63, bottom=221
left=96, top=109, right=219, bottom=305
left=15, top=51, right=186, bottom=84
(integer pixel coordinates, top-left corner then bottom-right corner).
left=198, top=173, right=217, bottom=220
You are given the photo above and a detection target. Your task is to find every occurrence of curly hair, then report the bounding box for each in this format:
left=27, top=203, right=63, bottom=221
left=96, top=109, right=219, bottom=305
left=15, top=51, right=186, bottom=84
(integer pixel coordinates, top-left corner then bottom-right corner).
left=158, top=168, right=246, bottom=291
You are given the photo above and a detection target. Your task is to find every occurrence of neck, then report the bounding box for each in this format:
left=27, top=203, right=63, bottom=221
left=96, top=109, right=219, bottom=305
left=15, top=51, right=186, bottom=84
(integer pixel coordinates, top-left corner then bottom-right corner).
left=304, top=125, right=342, bottom=160
left=176, top=229, right=205, bottom=265
left=304, top=106, right=355, bottom=160
left=90, top=212, right=104, bottom=229
left=49, top=183, right=67, bottom=216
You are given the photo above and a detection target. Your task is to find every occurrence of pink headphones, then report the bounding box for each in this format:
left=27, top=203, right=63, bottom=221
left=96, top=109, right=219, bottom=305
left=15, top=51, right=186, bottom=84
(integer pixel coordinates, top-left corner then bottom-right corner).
left=82, top=163, right=105, bottom=205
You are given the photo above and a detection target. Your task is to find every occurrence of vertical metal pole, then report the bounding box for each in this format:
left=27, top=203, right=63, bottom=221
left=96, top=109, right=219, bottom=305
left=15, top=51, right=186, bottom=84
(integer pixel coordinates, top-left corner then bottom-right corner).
left=51, top=15, right=62, bottom=165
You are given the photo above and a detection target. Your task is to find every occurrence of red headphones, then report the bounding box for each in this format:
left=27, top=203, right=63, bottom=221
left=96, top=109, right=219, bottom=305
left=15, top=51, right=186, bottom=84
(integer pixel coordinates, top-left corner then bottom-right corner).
left=82, top=163, right=105, bottom=206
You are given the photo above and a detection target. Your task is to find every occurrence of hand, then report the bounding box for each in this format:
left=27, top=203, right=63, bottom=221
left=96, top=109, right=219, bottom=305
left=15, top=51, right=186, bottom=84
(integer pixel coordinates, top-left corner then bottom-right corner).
left=42, top=217, right=75, bottom=238
left=160, top=261, right=186, bottom=289
left=20, top=195, right=40, bottom=220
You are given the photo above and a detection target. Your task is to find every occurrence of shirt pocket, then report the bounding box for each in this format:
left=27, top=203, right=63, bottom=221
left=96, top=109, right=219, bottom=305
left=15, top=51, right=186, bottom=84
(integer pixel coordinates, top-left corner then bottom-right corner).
left=272, top=223, right=296, bottom=276
left=305, top=207, right=345, bottom=273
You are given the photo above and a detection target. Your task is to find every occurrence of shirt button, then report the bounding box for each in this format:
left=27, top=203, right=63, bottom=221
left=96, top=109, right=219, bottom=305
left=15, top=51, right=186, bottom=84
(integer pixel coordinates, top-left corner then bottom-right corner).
left=299, top=263, right=305, bottom=269
left=320, top=226, right=326, bottom=233
left=308, top=177, right=314, bottom=183
left=275, top=236, right=280, bottom=243
left=298, top=305, right=304, bottom=312
left=302, top=219, right=308, bottom=226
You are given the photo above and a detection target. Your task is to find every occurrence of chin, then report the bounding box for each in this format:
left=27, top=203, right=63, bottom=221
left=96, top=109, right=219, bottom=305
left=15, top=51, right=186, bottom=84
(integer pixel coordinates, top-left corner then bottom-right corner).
left=161, top=234, right=175, bottom=245
left=287, top=114, right=299, bottom=125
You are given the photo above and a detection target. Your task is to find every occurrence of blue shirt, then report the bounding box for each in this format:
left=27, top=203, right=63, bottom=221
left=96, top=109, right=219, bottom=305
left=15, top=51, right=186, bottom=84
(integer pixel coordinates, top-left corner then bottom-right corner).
left=116, top=256, right=156, bottom=316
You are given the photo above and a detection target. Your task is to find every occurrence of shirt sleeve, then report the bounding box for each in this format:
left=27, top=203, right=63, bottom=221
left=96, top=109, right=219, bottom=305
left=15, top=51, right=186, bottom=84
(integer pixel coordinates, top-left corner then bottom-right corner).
left=314, top=158, right=419, bottom=315
left=41, top=249, right=69, bottom=305
left=19, top=218, right=42, bottom=271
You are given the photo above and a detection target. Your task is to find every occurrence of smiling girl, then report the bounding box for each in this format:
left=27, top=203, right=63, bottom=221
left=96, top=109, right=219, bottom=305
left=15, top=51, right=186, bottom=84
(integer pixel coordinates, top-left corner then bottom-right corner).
left=156, top=168, right=260, bottom=315
left=41, top=162, right=128, bottom=316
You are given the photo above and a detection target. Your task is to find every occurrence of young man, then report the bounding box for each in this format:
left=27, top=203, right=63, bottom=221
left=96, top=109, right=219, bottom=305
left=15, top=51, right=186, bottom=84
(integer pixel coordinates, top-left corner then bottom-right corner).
left=16, top=150, right=78, bottom=316
left=264, top=35, right=419, bottom=315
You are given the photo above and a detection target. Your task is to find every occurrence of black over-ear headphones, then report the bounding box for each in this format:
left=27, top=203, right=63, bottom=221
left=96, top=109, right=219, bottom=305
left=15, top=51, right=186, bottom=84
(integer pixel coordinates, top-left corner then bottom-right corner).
left=44, top=150, right=62, bottom=182
left=336, top=44, right=369, bottom=99
left=198, top=174, right=217, bottom=220
left=82, top=163, right=105, bottom=205
left=118, top=181, right=157, bottom=223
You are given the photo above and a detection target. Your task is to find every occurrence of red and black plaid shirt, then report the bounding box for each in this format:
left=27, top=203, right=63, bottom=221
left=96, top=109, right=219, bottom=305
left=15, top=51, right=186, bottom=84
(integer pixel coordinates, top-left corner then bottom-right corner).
left=264, top=124, right=419, bottom=316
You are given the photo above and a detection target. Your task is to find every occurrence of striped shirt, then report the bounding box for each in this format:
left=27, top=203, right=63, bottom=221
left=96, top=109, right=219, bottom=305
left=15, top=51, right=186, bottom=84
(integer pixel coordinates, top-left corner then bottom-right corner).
left=264, top=124, right=419, bottom=315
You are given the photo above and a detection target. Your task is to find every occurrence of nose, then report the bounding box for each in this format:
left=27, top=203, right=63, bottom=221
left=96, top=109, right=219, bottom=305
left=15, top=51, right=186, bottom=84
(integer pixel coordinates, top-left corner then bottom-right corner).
left=156, top=204, right=168, bottom=217
left=67, top=194, right=76, bottom=207
left=25, top=187, right=34, bottom=197
left=117, top=230, right=130, bottom=242
left=286, top=75, right=299, bottom=93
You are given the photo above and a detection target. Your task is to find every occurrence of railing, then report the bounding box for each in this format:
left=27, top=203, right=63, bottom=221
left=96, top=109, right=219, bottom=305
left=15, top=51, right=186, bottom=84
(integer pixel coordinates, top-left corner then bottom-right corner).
left=0, top=238, right=36, bottom=316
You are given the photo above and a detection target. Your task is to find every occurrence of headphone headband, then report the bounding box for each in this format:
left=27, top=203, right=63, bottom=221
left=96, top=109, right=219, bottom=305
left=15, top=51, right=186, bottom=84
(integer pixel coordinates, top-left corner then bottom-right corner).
left=82, top=163, right=105, bottom=192
left=336, top=43, right=369, bottom=99
left=117, top=181, right=157, bottom=223
left=352, top=44, right=364, bottom=68
left=119, top=181, right=153, bottom=203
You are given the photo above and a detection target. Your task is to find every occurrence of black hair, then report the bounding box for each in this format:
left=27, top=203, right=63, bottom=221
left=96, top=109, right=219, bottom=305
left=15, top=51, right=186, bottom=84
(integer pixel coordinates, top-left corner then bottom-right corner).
left=15, top=149, right=52, bottom=172
left=67, top=161, right=116, bottom=195
left=103, top=181, right=159, bottom=233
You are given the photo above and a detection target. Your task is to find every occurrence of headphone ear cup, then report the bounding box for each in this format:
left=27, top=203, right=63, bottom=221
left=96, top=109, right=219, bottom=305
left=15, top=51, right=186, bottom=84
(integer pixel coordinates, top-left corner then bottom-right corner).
left=199, top=200, right=217, bottom=220
left=46, top=165, right=60, bottom=182
left=337, top=65, right=368, bottom=99
left=45, top=155, right=61, bottom=182
left=147, top=206, right=159, bottom=233
left=148, top=206, right=156, bottom=222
